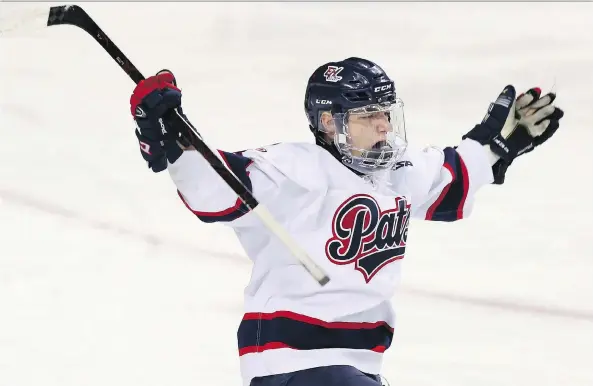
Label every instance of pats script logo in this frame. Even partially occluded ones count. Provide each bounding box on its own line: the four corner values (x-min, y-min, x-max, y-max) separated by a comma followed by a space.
325, 194, 410, 282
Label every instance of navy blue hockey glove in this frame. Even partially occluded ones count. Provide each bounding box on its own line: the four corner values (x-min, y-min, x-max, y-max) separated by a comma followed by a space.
130, 70, 193, 173
463, 85, 564, 184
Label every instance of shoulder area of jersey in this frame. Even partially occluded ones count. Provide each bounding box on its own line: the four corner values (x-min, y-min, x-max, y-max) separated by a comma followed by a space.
238, 142, 335, 187
383, 145, 444, 180
239, 141, 326, 160
400, 144, 444, 164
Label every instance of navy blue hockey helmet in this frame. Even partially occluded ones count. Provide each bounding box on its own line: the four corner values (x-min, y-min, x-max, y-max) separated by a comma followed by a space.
304, 57, 407, 173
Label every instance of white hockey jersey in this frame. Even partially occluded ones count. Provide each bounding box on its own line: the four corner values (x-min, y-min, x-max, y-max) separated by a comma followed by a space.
167, 138, 494, 385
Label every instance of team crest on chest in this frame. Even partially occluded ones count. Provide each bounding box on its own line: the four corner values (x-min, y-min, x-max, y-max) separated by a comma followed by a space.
325, 194, 410, 282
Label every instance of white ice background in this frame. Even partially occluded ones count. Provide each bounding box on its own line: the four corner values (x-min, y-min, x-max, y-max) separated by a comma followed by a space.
1, 2, 592, 386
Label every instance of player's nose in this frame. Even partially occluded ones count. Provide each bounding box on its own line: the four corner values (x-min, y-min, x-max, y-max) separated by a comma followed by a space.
375, 120, 390, 133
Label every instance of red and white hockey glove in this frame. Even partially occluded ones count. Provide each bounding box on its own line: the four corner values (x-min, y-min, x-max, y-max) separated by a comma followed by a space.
131, 70, 195, 173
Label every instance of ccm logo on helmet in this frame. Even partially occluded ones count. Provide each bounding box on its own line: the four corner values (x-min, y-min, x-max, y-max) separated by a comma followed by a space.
374, 84, 392, 92
316, 99, 333, 105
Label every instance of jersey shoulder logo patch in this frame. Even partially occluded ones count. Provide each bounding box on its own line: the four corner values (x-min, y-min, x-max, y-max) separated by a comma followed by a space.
325, 194, 410, 282
393, 160, 413, 170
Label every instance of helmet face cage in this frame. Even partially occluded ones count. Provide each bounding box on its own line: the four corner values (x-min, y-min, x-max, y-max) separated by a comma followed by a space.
318, 99, 407, 174
304, 58, 408, 173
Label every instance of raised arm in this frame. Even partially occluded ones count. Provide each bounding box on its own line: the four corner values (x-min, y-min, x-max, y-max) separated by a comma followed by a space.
130, 70, 282, 226
402, 85, 564, 222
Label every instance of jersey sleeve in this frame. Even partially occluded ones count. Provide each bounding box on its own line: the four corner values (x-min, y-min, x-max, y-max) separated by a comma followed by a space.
410, 138, 494, 222
167, 149, 276, 225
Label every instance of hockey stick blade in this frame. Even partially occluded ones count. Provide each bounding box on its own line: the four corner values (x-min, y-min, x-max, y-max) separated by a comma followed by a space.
45, 4, 330, 286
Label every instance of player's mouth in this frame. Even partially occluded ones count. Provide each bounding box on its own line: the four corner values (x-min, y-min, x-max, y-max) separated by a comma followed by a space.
371, 141, 390, 151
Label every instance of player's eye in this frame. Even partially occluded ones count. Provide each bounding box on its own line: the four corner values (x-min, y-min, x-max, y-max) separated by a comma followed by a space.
368, 112, 388, 120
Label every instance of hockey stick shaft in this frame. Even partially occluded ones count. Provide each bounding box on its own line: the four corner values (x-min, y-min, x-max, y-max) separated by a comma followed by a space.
46, 5, 330, 286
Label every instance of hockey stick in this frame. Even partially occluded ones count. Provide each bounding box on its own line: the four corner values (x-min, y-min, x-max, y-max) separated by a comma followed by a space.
46, 5, 330, 286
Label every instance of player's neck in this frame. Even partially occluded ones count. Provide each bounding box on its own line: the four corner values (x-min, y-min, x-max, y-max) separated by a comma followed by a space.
315, 137, 371, 178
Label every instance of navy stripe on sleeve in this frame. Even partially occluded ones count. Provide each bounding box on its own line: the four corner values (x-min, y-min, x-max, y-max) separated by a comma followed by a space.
425, 147, 469, 222
178, 150, 253, 223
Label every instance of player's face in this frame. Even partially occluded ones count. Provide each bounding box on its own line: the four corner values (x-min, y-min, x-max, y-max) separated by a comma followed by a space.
318, 101, 407, 173
346, 111, 392, 155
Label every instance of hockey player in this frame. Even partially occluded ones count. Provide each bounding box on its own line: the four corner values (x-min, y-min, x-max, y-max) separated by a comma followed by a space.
130, 58, 564, 386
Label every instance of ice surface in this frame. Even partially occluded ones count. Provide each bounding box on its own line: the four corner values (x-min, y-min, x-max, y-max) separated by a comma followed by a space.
1, 2, 592, 386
